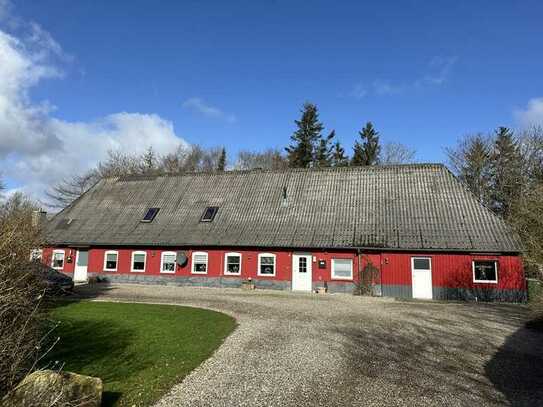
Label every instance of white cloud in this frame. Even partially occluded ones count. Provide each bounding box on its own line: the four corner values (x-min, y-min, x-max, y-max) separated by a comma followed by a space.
0, 7, 187, 201
182, 97, 237, 124
514, 98, 543, 129
352, 56, 457, 99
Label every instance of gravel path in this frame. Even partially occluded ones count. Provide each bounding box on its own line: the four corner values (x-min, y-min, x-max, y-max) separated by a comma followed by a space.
76, 284, 543, 407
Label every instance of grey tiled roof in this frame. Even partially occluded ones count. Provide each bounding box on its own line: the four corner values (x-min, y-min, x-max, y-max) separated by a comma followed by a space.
45, 164, 522, 253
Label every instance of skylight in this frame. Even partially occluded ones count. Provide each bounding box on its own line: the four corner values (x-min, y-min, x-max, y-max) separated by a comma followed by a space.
141, 207, 160, 223
200, 206, 218, 222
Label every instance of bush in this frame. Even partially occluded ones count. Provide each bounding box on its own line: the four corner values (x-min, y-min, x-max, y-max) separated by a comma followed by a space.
0, 193, 50, 397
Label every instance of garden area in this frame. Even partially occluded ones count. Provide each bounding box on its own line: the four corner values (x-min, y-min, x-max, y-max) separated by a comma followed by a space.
47, 301, 236, 406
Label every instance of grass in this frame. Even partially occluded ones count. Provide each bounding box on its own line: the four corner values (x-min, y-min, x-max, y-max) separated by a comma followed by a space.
47, 301, 236, 406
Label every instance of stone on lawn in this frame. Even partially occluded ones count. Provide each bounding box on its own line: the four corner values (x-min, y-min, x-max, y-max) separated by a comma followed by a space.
3, 369, 102, 407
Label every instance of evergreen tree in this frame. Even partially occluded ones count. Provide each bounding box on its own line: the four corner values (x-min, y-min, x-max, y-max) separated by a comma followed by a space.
351, 122, 381, 166
314, 130, 335, 167
331, 141, 349, 167
489, 127, 523, 217
217, 147, 226, 171
285, 102, 324, 168
452, 134, 492, 205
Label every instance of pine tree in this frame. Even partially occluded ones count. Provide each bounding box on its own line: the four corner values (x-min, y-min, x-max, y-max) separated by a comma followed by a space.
331, 141, 349, 167
489, 127, 523, 217
285, 102, 324, 168
217, 147, 226, 171
314, 130, 335, 167
459, 135, 492, 205
351, 122, 381, 166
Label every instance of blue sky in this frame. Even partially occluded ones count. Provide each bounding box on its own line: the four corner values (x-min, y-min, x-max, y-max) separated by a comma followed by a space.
1, 0, 543, 198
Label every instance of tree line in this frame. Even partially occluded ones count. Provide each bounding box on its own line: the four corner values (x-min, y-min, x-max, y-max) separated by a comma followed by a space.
446, 126, 543, 276
45, 102, 416, 208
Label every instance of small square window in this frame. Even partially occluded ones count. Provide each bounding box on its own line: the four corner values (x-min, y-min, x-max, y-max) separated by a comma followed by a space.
200, 206, 218, 222
332, 259, 353, 280
141, 207, 160, 222
473, 260, 498, 283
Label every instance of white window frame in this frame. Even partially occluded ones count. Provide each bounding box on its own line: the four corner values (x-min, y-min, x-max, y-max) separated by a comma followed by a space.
131, 251, 146, 273
331, 258, 353, 280
161, 251, 177, 274
472, 260, 498, 284
257, 253, 276, 277
224, 252, 242, 276
192, 251, 208, 274
103, 250, 118, 272
51, 249, 65, 270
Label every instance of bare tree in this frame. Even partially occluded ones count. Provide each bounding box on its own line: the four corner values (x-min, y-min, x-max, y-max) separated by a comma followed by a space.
381, 142, 416, 165
0, 192, 48, 396
234, 149, 288, 170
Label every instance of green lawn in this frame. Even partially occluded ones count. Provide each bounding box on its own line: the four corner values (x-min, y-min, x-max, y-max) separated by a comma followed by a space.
47, 301, 236, 406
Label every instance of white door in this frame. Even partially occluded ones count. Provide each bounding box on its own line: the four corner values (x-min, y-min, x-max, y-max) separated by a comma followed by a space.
411, 257, 432, 299
292, 254, 312, 292
74, 250, 88, 282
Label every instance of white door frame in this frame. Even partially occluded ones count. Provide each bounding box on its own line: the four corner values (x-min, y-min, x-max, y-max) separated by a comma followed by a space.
411, 257, 433, 299
292, 253, 312, 292
74, 249, 89, 282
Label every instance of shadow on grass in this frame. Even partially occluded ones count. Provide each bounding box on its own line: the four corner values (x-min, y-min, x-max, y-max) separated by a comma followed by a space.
46, 318, 151, 392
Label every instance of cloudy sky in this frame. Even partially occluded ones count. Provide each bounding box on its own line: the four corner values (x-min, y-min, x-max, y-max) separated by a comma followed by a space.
1, 0, 542, 201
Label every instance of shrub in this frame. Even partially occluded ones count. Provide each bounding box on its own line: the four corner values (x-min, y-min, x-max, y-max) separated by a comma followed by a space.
0, 193, 49, 397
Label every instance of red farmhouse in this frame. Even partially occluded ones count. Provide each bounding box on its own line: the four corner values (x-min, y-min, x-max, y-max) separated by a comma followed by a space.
42, 164, 526, 301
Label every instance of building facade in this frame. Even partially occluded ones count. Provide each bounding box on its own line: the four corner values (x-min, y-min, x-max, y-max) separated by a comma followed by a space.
42, 164, 526, 301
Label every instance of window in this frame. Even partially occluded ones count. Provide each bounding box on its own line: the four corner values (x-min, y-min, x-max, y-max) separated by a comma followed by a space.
258, 253, 276, 276
161, 251, 177, 274
473, 260, 498, 283
200, 206, 218, 222
141, 207, 160, 223
131, 251, 146, 272
51, 250, 65, 270
192, 252, 208, 274
331, 258, 353, 280
103, 250, 118, 271
412, 257, 431, 270
224, 252, 242, 275
298, 257, 307, 273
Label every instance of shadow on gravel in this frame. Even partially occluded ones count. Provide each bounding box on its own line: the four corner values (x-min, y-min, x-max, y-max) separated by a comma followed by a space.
485, 316, 543, 407
334, 302, 539, 405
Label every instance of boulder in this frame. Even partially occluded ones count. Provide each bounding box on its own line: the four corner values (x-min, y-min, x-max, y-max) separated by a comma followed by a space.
3, 370, 102, 407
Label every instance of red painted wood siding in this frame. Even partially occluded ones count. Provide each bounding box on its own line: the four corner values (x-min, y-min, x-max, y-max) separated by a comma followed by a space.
42, 246, 360, 283
380, 252, 525, 290
41, 246, 525, 291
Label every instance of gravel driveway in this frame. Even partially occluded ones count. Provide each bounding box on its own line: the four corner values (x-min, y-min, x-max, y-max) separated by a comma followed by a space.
77, 284, 543, 407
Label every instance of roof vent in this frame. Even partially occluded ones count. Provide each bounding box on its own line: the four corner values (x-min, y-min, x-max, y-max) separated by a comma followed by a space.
281, 186, 288, 207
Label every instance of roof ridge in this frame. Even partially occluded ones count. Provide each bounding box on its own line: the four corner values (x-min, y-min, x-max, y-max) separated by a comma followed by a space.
105, 162, 446, 181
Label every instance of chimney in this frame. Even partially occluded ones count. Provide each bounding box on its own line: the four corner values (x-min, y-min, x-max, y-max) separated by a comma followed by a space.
32, 210, 47, 229
281, 186, 288, 207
